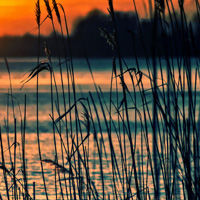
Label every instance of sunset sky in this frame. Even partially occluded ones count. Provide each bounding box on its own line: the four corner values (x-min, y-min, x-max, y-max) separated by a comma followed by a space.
0, 0, 195, 36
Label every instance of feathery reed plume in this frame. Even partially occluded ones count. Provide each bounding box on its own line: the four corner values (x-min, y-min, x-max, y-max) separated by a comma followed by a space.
44, 0, 52, 19
99, 28, 116, 50
44, 42, 51, 60
35, 0, 41, 26
52, 0, 61, 24
155, 0, 165, 13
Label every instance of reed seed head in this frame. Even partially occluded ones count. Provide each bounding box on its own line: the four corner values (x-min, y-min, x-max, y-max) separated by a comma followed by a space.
155, 0, 165, 13
52, 0, 61, 24
99, 28, 116, 50
35, 0, 41, 26
44, 0, 53, 19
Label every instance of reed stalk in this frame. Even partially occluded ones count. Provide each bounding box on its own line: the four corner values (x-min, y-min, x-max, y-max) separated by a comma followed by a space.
35, 1, 49, 199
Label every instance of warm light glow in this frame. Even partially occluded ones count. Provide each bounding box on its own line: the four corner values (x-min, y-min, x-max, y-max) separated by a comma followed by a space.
0, 0, 195, 36
0, 0, 27, 6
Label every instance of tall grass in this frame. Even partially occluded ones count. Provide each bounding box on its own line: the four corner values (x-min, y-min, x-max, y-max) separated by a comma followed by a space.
0, 0, 200, 199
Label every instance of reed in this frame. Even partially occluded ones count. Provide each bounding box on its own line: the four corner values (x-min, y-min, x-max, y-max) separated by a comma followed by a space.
35, 1, 49, 200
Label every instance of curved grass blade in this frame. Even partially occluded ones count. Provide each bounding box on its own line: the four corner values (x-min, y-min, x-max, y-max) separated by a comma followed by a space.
54, 98, 87, 124
20, 63, 51, 89
41, 159, 72, 174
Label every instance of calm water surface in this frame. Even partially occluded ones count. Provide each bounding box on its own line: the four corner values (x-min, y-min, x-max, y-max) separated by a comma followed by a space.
0, 57, 197, 199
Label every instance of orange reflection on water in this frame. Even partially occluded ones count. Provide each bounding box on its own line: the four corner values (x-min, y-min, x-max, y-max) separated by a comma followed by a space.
0, 67, 199, 93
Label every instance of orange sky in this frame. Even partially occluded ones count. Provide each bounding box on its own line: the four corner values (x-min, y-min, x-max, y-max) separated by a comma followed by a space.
0, 0, 195, 36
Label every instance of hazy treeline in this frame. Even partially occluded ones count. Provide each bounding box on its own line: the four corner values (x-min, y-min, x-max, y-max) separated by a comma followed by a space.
0, 9, 199, 57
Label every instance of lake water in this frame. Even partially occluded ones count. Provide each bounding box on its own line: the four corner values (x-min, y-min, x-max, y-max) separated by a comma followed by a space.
0, 57, 198, 199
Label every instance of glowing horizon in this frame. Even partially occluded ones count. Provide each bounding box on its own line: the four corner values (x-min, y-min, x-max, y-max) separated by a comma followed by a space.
0, 0, 195, 36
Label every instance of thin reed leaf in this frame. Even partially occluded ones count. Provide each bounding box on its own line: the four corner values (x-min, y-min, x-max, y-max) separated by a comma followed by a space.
41, 159, 72, 174
0, 165, 10, 174
20, 63, 51, 89
178, 0, 184, 10
108, 0, 114, 17
54, 98, 87, 123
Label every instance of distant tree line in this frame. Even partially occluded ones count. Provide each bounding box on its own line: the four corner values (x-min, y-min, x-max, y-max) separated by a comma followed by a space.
0, 9, 199, 57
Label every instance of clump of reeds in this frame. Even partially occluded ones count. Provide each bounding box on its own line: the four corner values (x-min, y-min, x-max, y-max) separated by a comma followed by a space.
1, 0, 200, 199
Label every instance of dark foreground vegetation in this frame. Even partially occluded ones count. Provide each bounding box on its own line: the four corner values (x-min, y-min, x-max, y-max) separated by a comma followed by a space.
1, 0, 200, 199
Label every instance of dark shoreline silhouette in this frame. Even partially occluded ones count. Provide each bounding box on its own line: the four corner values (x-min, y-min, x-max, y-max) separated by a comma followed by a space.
0, 9, 199, 58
